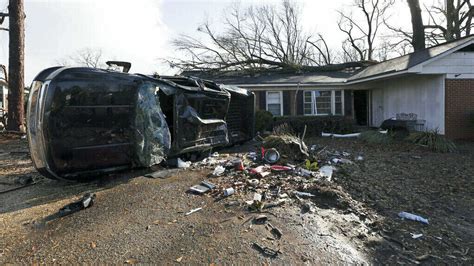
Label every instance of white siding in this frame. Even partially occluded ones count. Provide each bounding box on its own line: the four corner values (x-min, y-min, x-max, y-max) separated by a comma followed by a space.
370, 75, 445, 133
422, 52, 474, 74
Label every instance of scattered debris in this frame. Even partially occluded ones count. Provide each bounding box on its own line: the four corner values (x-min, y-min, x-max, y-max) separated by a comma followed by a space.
223, 187, 235, 197
252, 242, 281, 258
58, 193, 96, 216
177, 158, 191, 168
411, 233, 423, 239
185, 207, 203, 216
189, 181, 216, 194
176, 256, 183, 263
268, 223, 283, 239
398, 211, 429, 224
263, 148, 280, 164
270, 165, 292, 172
321, 132, 361, 138
294, 191, 315, 198
331, 158, 353, 164
253, 215, 268, 224
125, 258, 138, 264
145, 169, 180, 179
263, 134, 308, 160
212, 165, 225, 176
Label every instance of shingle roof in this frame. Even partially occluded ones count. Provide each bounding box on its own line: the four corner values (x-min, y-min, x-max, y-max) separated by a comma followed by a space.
181, 69, 354, 85
180, 35, 474, 85
348, 35, 474, 81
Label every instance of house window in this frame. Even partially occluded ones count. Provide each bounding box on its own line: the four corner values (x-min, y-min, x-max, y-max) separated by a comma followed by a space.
303, 90, 344, 115
266, 91, 283, 116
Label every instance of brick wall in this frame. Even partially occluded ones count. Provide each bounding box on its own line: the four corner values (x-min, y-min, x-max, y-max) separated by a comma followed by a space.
445, 79, 474, 139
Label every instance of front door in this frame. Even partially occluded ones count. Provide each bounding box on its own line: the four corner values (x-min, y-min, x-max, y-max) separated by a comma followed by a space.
353, 90, 368, 126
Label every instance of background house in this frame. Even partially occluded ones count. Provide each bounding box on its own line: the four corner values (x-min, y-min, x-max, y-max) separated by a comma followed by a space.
183, 35, 474, 139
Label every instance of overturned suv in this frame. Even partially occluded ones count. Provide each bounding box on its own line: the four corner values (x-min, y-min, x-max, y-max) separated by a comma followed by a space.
27, 65, 255, 181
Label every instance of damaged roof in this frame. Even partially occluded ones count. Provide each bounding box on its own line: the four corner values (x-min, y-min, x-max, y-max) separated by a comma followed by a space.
181, 35, 474, 86
181, 69, 354, 86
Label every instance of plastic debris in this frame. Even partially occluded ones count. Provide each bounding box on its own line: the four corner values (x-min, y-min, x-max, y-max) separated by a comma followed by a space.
331, 158, 354, 164
321, 132, 361, 138
294, 191, 315, 198
189, 181, 216, 194
145, 169, 180, 179
177, 158, 191, 168
185, 207, 203, 216
270, 165, 292, 172
223, 187, 235, 197
58, 193, 96, 216
294, 168, 314, 177
263, 148, 280, 164
398, 211, 429, 224
248, 179, 260, 187
250, 166, 270, 178
411, 233, 423, 239
212, 165, 225, 176
318, 165, 334, 180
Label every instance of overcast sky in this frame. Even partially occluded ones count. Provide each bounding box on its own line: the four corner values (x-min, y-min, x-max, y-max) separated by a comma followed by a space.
0, 0, 437, 84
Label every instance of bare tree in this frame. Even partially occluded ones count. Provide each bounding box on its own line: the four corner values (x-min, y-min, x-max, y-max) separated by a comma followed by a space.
169, 0, 331, 71
306, 34, 334, 65
408, 0, 426, 51
424, 0, 473, 44
57, 48, 105, 68
383, 0, 424, 53
7, 0, 25, 132
337, 0, 394, 62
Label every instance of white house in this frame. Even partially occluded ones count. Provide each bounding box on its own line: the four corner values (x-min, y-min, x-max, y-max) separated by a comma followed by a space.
183, 35, 474, 139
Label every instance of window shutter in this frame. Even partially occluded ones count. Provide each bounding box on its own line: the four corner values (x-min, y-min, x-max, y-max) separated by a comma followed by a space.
296, 91, 303, 115
259, 91, 266, 110
344, 90, 352, 116
283, 91, 290, 116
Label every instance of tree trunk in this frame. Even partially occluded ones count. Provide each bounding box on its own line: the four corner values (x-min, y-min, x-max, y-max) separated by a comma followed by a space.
446, 0, 455, 40
7, 0, 25, 132
407, 0, 425, 51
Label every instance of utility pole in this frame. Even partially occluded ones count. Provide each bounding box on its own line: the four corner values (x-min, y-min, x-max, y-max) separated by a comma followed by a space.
6, 0, 25, 132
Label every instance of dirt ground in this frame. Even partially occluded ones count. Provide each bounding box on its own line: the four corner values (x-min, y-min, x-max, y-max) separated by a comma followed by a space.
0, 133, 473, 264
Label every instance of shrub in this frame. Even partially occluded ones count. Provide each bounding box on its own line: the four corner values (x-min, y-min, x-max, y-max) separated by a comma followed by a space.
272, 122, 295, 136
273, 116, 354, 137
407, 129, 456, 153
255, 110, 274, 133
359, 130, 394, 144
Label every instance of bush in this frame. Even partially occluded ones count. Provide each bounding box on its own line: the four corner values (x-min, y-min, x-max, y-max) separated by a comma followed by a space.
359, 130, 394, 144
255, 110, 274, 133
272, 123, 295, 136
407, 129, 456, 153
273, 116, 354, 137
